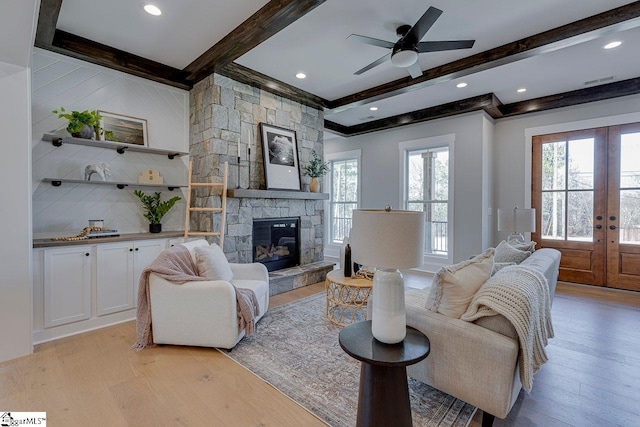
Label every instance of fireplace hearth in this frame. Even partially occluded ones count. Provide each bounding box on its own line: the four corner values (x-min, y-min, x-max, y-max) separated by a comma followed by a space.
253, 218, 300, 272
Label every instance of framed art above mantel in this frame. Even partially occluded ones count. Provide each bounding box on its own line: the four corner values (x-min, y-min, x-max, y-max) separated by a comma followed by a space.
259, 123, 301, 191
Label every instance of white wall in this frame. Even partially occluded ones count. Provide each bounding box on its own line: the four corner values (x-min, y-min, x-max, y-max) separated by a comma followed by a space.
325, 111, 493, 264
31, 49, 190, 238
494, 93, 640, 243
0, 0, 39, 362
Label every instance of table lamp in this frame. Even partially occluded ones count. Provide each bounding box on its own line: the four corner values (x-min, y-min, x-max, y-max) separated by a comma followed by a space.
349, 207, 425, 344
497, 206, 536, 243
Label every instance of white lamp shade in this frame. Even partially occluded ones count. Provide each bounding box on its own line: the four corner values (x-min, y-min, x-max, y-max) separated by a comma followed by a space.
497, 207, 536, 233
350, 209, 425, 269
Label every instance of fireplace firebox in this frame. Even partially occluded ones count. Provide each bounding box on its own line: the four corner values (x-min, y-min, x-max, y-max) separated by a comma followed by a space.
253, 217, 300, 272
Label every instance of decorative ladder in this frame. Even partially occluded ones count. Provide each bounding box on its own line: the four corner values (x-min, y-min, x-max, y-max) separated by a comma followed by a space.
183, 161, 228, 247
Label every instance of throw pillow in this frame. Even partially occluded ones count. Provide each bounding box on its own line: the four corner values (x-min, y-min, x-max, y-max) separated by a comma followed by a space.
494, 240, 532, 264
511, 240, 537, 253
425, 247, 494, 318
194, 244, 233, 282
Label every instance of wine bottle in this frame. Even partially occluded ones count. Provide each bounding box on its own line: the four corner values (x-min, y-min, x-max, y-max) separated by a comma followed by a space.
344, 244, 352, 277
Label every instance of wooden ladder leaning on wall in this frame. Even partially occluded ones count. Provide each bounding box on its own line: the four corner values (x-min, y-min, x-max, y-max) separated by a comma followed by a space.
183, 161, 228, 247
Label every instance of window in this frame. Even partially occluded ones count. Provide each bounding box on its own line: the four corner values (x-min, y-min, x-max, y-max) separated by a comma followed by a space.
401, 136, 453, 260
327, 150, 360, 245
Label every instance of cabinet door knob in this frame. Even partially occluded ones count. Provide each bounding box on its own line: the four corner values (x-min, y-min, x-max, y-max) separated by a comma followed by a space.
135, 248, 139, 251
610, 225, 617, 230
129, 248, 133, 252
610, 216, 617, 221
85, 253, 90, 256
596, 215, 603, 220
595, 225, 602, 229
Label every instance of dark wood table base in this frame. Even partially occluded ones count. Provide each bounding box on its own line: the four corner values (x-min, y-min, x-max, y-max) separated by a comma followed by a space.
357, 363, 413, 427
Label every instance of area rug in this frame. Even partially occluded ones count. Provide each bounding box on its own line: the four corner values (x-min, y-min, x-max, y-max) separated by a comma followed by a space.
223, 292, 476, 427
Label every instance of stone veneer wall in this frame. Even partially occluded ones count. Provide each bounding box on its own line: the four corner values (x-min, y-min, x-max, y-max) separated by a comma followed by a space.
189, 73, 325, 264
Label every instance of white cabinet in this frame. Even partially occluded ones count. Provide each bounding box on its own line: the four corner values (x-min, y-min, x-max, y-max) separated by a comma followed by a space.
96, 240, 165, 316
44, 246, 92, 328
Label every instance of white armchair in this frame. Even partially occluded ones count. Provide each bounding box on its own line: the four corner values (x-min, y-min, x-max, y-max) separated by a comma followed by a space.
149, 239, 269, 349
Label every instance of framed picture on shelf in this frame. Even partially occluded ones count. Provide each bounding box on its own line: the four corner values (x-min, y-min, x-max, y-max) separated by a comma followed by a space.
98, 111, 148, 146
259, 123, 301, 191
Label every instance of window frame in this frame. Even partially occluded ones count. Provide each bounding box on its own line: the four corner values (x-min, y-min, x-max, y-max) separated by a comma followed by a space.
399, 135, 455, 269
324, 149, 361, 256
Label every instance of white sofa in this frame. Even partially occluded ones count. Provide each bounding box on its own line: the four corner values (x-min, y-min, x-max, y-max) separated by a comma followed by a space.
405, 248, 561, 426
149, 239, 269, 349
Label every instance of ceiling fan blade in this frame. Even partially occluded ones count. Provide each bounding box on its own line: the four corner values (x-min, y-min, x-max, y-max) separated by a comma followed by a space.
407, 62, 422, 79
417, 40, 475, 52
348, 34, 395, 49
405, 6, 443, 43
354, 53, 392, 75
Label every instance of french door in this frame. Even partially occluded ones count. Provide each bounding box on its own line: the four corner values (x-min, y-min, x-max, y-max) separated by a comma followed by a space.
532, 123, 640, 291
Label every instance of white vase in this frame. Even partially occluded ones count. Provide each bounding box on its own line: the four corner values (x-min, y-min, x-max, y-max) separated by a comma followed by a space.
371, 268, 406, 344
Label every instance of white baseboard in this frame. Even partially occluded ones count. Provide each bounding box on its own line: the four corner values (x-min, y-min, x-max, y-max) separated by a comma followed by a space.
33, 309, 136, 344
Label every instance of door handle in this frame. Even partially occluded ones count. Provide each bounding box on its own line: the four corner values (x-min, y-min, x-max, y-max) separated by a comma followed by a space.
610, 225, 617, 230
595, 225, 602, 229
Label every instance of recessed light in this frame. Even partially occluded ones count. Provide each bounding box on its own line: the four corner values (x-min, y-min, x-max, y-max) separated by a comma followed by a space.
517, 88, 527, 93
143, 3, 162, 16
296, 72, 306, 79
456, 82, 468, 88
369, 107, 378, 111
603, 41, 622, 50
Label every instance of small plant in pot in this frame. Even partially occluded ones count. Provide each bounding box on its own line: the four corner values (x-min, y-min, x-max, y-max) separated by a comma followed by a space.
133, 190, 181, 233
302, 150, 330, 193
52, 107, 102, 139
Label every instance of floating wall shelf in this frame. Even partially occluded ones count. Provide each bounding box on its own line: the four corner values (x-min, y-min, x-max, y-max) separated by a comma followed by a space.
42, 134, 189, 159
42, 178, 185, 191
227, 188, 329, 200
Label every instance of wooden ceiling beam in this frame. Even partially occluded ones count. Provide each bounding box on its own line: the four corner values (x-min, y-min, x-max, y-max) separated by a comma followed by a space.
34, 0, 62, 48
327, 1, 640, 114
216, 63, 329, 109
52, 30, 190, 90
499, 76, 640, 117
184, 0, 326, 84
326, 93, 503, 137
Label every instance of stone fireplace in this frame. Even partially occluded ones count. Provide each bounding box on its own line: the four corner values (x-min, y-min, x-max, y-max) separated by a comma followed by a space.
253, 217, 300, 271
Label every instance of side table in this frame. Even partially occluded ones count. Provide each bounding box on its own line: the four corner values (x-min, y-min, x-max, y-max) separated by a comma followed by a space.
325, 269, 373, 326
339, 320, 430, 427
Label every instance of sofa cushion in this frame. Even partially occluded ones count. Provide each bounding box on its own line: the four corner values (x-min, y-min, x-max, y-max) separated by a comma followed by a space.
194, 244, 233, 282
426, 248, 494, 318
511, 240, 536, 252
494, 240, 531, 264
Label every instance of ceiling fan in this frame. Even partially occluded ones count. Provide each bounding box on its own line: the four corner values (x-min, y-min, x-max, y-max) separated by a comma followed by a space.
348, 6, 475, 78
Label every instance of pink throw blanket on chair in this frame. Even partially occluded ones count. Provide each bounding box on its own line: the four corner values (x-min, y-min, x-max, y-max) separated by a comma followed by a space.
134, 245, 259, 350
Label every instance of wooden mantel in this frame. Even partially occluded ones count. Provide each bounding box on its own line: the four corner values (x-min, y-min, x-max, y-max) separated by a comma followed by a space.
227, 189, 329, 200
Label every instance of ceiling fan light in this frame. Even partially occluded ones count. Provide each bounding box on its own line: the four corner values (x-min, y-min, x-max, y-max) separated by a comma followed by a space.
391, 50, 418, 68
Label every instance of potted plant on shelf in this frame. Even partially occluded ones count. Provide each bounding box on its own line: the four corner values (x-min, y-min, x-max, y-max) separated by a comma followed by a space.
302, 150, 330, 193
52, 107, 103, 139
133, 190, 181, 233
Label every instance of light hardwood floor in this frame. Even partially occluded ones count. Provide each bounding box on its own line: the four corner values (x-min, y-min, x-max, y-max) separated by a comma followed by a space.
1, 280, 639, 426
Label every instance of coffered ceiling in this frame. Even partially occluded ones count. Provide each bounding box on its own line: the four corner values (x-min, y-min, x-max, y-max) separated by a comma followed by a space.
35, 0, 640, 136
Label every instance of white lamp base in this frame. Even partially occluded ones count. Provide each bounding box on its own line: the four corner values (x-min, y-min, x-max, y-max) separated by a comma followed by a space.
371, 268, 406, 344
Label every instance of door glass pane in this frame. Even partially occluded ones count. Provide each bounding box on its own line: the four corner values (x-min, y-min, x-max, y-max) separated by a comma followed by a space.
620, 132, 640, 188
567, 191, 593, 242
542, 191, 565, 240
620, 190, 640, 245
542, 141, 566, 190
568, 138, 594, 190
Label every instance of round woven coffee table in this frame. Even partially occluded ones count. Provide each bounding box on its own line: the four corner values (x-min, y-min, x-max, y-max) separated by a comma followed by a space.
325, 269, 373, 326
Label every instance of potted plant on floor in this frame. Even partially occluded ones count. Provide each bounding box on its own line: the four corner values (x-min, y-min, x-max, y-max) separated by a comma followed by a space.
52, 107, 102, 139
302, 150, 330, 193
133, 190, 181, 233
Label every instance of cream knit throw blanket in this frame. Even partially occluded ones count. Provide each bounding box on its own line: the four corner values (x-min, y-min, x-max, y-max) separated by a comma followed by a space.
134, 245, 259, 350
460, 265, 554, 391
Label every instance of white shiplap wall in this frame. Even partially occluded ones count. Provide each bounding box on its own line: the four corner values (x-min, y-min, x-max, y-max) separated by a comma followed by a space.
31, 49, 189, 239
